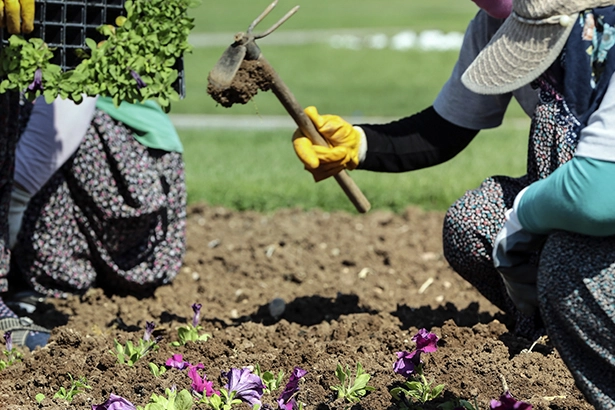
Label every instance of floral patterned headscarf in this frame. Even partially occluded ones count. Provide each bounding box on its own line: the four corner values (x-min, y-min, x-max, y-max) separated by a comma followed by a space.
471, 0, 512, 19
579, 10, 615, 86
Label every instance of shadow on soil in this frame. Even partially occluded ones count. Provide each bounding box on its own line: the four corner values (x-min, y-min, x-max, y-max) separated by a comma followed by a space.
393, 301, 503, 330
241, 293, 377, 326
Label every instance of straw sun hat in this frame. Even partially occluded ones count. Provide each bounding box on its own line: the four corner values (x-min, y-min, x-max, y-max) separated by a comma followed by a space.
462, 0, 615, 95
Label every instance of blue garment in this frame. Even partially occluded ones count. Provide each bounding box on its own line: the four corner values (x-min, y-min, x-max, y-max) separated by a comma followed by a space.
518, 156, 615, 236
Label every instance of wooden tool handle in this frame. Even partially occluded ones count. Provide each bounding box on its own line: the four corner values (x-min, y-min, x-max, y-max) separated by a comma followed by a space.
258, 56, 371, 213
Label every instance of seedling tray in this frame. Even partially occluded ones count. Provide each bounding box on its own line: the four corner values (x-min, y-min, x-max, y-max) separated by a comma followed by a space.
1, 0, 185, 97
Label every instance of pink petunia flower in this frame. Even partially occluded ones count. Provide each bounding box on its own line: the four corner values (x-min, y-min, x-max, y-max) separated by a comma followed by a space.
165, 354, 190, 370
188, 364, 219, 397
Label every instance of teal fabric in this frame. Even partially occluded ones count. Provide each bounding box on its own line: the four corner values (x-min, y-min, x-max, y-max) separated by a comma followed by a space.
517, 156, 615, 236
95, 97, 183, 153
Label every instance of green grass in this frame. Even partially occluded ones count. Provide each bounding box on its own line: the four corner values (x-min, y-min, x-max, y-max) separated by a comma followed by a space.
174, 46, 473, 118
190, 0, 478, 33
174, 0, 532, 213
182, 118, 530, 213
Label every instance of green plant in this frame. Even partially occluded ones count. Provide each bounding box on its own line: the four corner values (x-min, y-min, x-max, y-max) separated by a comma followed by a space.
390, 374, 445, 409
35, 393, 45, 404
171, 303, 211, 346
0, 0, 199, 111
254, 363, 285, 394
149, 362, 168, 377
330, 362, 375, 407
0, 331, 23, 371
137, 388, 193, 410
53, 374, 91, 402
111, 321, 160, 366
390, 329, 445, 409
199, 389, 244, 410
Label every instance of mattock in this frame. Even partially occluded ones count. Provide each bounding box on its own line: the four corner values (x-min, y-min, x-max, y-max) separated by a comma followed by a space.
208, 0, 371, 213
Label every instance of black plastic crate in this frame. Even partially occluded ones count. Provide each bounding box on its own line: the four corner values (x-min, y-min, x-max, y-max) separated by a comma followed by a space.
1, 0, 185, 97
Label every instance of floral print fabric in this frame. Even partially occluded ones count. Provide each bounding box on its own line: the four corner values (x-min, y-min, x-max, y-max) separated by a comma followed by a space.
12, 109, 187, 298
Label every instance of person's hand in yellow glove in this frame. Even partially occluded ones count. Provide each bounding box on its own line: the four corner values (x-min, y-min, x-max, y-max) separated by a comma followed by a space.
0, 0, 35, 34
292, 106, 366, 182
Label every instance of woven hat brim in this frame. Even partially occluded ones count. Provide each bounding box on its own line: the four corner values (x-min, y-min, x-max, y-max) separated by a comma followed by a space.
461, 14, 576, 95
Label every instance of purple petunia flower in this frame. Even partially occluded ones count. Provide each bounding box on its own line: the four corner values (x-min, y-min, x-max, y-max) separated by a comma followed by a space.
412, 328, 439, 353
165, 353, 190, 370
277, 367, 308, 410
223, 367, 265, 407
143, 321, 155, 342
490, 391, 532, 410
130, 70, 147, 89
393, 328, 439, 378
28, 68, 43, 91
191, 303, 202, 328
4, 331, 12, 352
91, 393, 136, 410
393, 350, 421, 378
188, 364, 219, 397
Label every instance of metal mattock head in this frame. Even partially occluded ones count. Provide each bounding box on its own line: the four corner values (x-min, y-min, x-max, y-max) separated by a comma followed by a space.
208, 0, 299, 90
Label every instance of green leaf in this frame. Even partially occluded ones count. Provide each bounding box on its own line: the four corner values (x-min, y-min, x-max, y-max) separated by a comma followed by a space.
175, 389, 193, 410
85, 38, 97, 51
430, 383, 445, 400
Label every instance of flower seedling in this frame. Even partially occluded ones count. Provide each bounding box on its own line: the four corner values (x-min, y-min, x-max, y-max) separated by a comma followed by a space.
137, 388, 193, 410
171, 303, 211, 346
188, 364, 219, 397
0, 331, 22, 370
165, 353, 190, 370
0, 0, 200, 111
490, 391, 532, 410
149, 362, 167, 377
276, 367, 308, 410
35, 393, 45, 404
112, 321, 160, 366
53, 373, 91, 402
254, 363, 285, 394
199, 367, 265, 410
329, 362, 375, 407
390, 329, 445, 408
93, 393, 137, 410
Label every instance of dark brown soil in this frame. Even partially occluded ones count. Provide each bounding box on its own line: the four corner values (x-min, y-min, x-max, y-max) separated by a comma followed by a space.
207, 59, 272, 107
0, 204, 594, 409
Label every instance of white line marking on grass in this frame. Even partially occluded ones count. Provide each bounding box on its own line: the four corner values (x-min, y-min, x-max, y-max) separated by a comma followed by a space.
169, 114, 396, 130
190, 28, 463, 51
170, 115, 530, 131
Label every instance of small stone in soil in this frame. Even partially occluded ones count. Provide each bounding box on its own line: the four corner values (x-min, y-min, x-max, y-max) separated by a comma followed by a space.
268, 297, 286, 319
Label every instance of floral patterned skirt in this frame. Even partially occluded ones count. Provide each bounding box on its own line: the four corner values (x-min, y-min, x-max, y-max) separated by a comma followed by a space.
442, 80, 615, 408
11, 109, 187, 299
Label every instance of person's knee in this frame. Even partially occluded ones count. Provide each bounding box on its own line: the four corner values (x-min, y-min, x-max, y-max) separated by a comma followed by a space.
442, 197, 478, 267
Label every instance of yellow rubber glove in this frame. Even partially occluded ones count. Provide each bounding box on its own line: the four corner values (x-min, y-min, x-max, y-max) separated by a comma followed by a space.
292, 106, 364, 182
0, 0, 35, 34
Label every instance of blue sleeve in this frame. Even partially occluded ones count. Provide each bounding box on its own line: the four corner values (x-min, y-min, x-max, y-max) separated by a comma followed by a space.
516, 156, 615, 236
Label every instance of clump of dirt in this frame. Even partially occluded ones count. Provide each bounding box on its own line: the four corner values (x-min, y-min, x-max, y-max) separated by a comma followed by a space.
207, 60, 272, 107
0, 204, 594, 410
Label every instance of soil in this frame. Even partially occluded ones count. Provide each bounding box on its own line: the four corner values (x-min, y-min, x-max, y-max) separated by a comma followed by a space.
0, 204, 594, 410
207, 59, 272, 107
